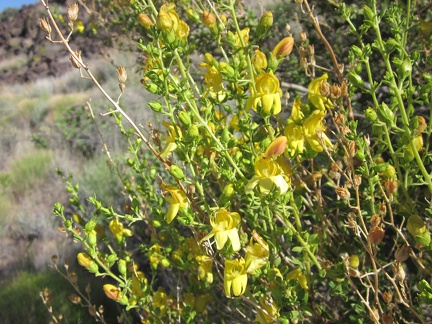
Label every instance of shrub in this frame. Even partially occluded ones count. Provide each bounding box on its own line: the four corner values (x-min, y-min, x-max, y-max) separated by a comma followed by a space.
39, 0, 432, 322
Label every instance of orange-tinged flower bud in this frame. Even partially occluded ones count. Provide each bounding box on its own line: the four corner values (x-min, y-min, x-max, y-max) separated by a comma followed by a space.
67, 3, 79, 22
138, 13, 153, 29
417, 116, 427, 133
103, 284, 122, 301
202, 11, 217, 30
272, 37, 294, 59
264, 136, 287, 158
77, 252, 92, 268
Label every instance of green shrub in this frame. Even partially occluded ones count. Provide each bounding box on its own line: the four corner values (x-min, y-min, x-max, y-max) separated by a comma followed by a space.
39, 0, 432, 322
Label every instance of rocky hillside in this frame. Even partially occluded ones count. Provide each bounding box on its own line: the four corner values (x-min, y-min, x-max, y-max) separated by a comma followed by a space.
0, 1, 106, 84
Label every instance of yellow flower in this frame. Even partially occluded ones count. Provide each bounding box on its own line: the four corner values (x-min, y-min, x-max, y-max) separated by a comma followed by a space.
131, 271, 147, 298
245, 156, 289, 195
286, 268, 308, 289
247, 71, 282, 116
200, 61, 226, 101
236, 27, 250, 46
201, 208, 241, 251
224, 258, 248, 297
196, 255, 213, 284
160, 121, 182, 159
162, 183, 188, 224
252, 49, 268, 71
308, 74, 334, 111
109, 218, 133, 241
256, 296, 279, 324
284, 100, 332, 156
302, 110, 332, 153
156, 4, 179, 32
245, 231, 269, 273
153, 287, 168, 316
284, 123, 305, 156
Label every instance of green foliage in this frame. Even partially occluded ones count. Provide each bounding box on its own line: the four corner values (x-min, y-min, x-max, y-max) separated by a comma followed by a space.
39, 0, 432, 322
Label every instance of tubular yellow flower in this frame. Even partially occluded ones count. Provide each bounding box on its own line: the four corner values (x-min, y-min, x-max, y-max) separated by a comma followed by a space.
224, 258, 248, 297
162, 183, 189, 224
160, 121, 182, 159
287, 268, 308, 289
245, 231, 269, 273
247, 71, 282, 116
196, 255, 214, 284
138, 13, 153, 29
252, 49, 268, 72
308, 74, 334, 111
201, 208, 241, 251
236, 27, 250, 47
256, 296, 279, 324
302, 110, 332, 152
152, 287, 168, 316
202, 11, 217, 30
200, 61, 226, 101
245, 156, 289, 195
284, 123, 304, 155
109, 218, 133, 241
157, 3, 179, 32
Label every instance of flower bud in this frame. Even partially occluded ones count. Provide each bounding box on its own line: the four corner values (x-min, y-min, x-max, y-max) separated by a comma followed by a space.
407, 215, 426, 236
348, 255, 360, 269
103, 284, 122, 301
148, 101, 163, 112
77, 253, 92, 268
256, 11, 273, 37
145, 82, 159, 94
417, 116, 427, 133
169, 165, 185, 180
219, 62, 235, 78
187, 124, 200, 139
67, 3, 79, 22
397, 59, 412, 81
186, 9, 200, 23
87, 230, 97, 246
118, 259, 127, 276
138, 13, 153, 29
383, 164, 396, 179
377, 102, 394, 125
365, 107, 377, 121
178, 111, 191, 126
156, 10, 173, 31
202, 11, 217, 30
272, 37, 294, 59
264, 136, 288, 158
39, 17, 52, 34
348, 72, 364, 88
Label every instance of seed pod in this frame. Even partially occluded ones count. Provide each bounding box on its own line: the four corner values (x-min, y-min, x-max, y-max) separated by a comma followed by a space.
169, 165, 185, 180
67, 3, 79, 22
39, 17, 52, 34
117, 66, 127, 84
368, 226, 385, 245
